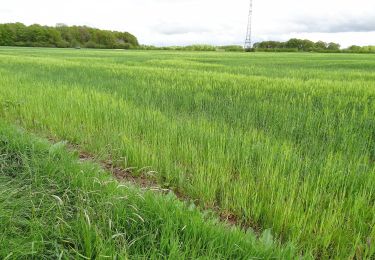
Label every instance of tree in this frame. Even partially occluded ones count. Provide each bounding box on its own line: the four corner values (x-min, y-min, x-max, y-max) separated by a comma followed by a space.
314, 41, 328, 50
0, 24, 15, 46
285, 38, 302, 49
301, 39, 314, 51
346, 45, 362, 53
327, 42, 340, 51
284, 38, 314, 51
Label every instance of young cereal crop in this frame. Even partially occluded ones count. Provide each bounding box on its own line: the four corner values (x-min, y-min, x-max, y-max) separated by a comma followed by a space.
0, 47, 374, 258
0, 121, 293, 258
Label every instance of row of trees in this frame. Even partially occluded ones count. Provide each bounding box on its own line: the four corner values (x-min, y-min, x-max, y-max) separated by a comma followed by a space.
138, 42, 375, 54
0, 23, 139, 49
1, 25, 373, 54
252, 39, 375, 53
137, 44, 244, 52
138, 44, 217, 51
344, 45, 375, 53
253, 38, 341, 52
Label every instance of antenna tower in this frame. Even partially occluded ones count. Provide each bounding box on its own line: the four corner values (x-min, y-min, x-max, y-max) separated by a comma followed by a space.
244, 0, 253, 49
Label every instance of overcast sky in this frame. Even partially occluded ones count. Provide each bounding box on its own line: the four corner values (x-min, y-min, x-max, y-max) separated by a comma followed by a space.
1, 0, 374, 47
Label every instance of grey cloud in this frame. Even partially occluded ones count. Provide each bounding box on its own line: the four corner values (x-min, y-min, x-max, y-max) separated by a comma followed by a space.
289, 15, 375, 33
152, 23, 215, 35
157, 26, 211, 35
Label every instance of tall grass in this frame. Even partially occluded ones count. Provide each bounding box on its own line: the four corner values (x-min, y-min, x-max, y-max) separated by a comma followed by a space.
0, 47, 374, 258
0, 121, 294, 258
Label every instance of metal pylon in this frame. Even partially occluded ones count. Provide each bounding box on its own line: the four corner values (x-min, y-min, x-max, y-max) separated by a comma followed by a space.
244, 0, 253, 49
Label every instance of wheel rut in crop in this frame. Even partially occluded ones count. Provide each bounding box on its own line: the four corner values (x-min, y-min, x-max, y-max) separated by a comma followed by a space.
58, 139, 263, 235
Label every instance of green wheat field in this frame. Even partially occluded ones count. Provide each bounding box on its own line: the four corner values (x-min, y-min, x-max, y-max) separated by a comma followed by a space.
0, 47, 374, 259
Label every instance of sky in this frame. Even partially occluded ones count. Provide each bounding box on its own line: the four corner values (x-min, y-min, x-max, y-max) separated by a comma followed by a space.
0, 0, 374, 47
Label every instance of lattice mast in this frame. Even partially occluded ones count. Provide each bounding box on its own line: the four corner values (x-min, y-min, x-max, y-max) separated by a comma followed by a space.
244, 0, 253, 49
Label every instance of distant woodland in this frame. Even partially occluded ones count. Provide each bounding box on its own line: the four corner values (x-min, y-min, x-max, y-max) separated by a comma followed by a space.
0, 23, 374, 53
252, 39, 375, 53
0, 23, 139, 49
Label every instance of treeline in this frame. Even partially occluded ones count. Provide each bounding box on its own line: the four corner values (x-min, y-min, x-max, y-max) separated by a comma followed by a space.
252, 38, 375, 53
1, 25, 374, 54
0, 23, 139, 49
138, 44, 244, 52
137, 41, 375, 54
343, 45, 375, 53
253, 38, 340, 52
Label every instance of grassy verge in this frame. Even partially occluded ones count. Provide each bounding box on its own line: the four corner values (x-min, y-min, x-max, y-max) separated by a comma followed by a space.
0, 121, 296, 259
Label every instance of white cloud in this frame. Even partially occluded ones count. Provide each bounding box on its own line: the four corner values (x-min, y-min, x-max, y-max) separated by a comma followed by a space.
0, 0, 374, 47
